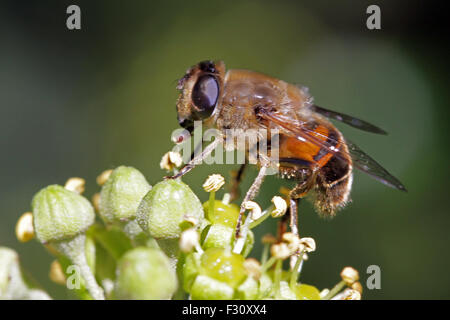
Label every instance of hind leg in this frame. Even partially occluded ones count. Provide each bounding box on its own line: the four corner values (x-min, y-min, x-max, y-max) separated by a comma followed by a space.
289, 198, 301, 236
314, 170, 353, 217
288, 175, 316, 236
276, 210, 290, 242
288, 176, 316, 270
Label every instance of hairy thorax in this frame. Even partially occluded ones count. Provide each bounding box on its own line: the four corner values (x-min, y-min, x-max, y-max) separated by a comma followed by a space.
214, 69, 312, 134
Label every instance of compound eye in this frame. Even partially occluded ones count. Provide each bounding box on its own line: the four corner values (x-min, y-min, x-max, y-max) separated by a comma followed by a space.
192, 75, 219, 118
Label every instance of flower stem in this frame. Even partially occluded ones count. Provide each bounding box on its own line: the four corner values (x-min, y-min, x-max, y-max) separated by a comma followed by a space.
273, 259, 282, 299
207, 191, 216, 221
260, 256, 277, 273
222, 193, 230, 205
249, 205, 274, 229
261, 243, 269, 265
322, 280, 346, 300
54, 234, 105, 300
289, 252, 304, 290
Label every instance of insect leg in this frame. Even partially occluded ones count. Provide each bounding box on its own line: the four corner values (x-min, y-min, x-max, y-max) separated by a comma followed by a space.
165, 138, 221, 180
288, 176, 315, 235
276, 211, 290, 242
235, 165, 268, 239
229, 163, 247, 202
289, 198, 300, 237
288, 176, 315, 270
190, 138, 204, 161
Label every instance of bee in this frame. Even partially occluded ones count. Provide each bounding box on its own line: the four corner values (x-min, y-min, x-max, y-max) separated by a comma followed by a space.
169, 60, 406, 238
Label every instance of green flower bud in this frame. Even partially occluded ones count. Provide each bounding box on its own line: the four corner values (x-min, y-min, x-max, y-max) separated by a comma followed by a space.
99, 166, 151, 224
190, 275, 234, 300
236, 276, 258, 300
114, 247, 177, 300
136, 180, 204, 239
201, 224, 254, 257
200, 248, 246, 289
182, 233, 252, 298
201, 224, 233, 250
293, 283, 321, 300
203, 200, 239, 228
32, 185, 95, 243
31, 185, 103, 299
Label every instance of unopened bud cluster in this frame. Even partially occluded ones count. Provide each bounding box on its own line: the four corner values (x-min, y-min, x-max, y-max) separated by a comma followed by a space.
4, 155, 362, 300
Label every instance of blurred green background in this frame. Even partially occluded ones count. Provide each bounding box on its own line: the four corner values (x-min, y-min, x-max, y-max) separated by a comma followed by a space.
1, 0, 449, 299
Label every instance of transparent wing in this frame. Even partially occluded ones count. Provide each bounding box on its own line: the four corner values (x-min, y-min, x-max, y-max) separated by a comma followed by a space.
259, 110, 406, 192
346, 140, 406, 191
311, 105, 387, 135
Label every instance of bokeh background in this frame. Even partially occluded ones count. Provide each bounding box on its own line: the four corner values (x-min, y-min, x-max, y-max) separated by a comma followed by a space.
1, 0, 449, 299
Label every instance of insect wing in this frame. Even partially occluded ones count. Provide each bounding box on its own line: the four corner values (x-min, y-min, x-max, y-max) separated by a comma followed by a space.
346, 140, 407, 191
259, 110, 406, 191
311, 105, 387, 135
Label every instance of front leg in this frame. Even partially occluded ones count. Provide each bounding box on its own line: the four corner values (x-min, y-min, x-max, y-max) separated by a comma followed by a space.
165, 138, 221, 180
235, 165, 268, 238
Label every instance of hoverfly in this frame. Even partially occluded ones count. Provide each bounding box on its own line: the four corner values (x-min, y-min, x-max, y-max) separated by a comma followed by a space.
169, 60, 406, 238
